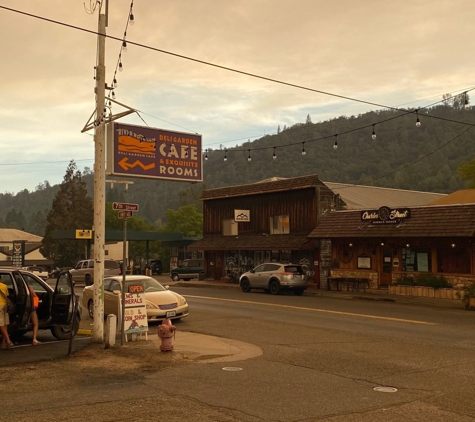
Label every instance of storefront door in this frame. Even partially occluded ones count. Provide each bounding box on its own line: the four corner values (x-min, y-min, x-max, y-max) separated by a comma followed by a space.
380, 248, 393, 286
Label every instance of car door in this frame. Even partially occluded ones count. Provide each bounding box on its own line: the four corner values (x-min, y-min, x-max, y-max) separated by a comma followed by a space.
50, 271, 75, 326
104, 278, 121, 316
3, 271, 32, 330
249, 264, 267, 288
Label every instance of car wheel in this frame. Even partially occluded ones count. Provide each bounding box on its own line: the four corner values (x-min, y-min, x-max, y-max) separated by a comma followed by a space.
51, 317, 79, 340
88, 300, 94, 319
294, 288, 304, 296
240, 278, 252, 292
171, 273, 180, 281
85, 274, 92, 286
269, 280, 280, 295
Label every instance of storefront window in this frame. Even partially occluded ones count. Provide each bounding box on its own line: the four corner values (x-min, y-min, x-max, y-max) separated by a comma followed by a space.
401, 248, 431, 272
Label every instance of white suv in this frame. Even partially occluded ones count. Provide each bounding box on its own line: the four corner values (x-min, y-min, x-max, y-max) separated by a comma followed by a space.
69, 259, 121, 286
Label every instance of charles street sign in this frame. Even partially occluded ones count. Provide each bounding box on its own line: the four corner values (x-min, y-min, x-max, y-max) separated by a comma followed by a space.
106, 122, 203, 183
360, 206, 411, 224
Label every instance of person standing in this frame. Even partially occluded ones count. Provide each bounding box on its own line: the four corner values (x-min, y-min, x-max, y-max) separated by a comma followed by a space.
28, 285, 40, 345
0, 277, 14, 350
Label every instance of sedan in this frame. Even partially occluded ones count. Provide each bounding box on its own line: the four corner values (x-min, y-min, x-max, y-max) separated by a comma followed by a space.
82, 276, 189, 322
239, 262, 308, 295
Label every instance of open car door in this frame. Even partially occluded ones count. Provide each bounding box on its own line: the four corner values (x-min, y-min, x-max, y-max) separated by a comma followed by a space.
51, 271, 75, 326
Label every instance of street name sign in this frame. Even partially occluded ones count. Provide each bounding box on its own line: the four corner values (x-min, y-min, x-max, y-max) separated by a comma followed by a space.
112, 202, 139, 211
118, 210, 133, 219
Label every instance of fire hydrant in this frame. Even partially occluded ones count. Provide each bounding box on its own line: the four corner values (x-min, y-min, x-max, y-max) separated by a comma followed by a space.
158, 318, 176, 352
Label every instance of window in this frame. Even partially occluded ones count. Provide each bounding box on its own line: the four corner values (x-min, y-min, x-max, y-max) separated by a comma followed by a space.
222, 219, 238, 236
437, 248, 470, 274
270, 215, 290, 234
401, 248, 431, 272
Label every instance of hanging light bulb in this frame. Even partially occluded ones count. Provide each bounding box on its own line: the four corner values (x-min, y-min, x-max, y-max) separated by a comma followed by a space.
464, 92, 470, 110
301, 142, 306, 156
111, 91, 116, 99
248, 150, 252, 162
272, 147, 277, 160
372, 124, 377, 140
416, 110, 421, 127
129, 13, 135, 25
108, 100, 112, 107
204, 149, 208, 161
224, 149, 228, 162
122, 40, 127, 52
333, 134, 338, 150
113, 78, 117, 88
119, 61, 123, 72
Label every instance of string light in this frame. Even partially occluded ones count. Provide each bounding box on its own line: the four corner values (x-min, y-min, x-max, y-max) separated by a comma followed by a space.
111, 91, 116, 99
416, 110, 421, 127
129, 13, 134, 25
273, 147, 277, 160
224, 149, 228, 162
204, 149, 208, 161
301, 142, 306, 156
113, 78, 117, 88
465, 92, 470, 110
122, 40, 127, 53
372, 124, 377, 140
248, 149, 252, 162
333, 134, 338, 150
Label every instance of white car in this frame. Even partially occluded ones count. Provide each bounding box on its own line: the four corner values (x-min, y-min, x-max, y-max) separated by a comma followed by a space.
82, 275, 189, 322
22, 266, 49, 281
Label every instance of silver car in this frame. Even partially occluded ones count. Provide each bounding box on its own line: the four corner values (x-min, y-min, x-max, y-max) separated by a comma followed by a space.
239, 263, 308, 295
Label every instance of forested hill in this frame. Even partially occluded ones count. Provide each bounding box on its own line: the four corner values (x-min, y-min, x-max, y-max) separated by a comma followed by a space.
1, 103, 474, 236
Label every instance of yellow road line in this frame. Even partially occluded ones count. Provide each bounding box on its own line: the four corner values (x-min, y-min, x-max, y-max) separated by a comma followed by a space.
184, 295, 437, 325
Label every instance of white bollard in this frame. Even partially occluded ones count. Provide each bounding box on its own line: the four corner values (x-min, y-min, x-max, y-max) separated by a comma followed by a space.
105, 314, 117, 349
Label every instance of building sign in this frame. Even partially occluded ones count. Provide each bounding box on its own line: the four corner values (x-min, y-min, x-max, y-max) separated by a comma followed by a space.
234, 209, 250, 222
123, 288, 148, 334
12, 241, 24, 267
75, 229, 92, 239
360, 206, 411, 224
107, 122, 203, 183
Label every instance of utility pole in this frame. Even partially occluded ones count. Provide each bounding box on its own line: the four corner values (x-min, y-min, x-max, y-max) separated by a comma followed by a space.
92, 2, 108, 343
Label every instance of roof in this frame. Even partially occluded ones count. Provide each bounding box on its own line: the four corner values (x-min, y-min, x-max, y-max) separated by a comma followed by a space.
200, 174, 329, 200
0, 229, 42, 243
187, 234, 313, 251
309, 204, 475, 239
428, 189, 475, 205
324, 182, 446, 210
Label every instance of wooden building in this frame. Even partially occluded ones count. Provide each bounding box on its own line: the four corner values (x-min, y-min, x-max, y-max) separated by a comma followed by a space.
308, 203, 475, 289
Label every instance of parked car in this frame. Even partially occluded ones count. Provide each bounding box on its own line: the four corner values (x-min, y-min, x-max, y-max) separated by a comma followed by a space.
239, 262, 308, 295
148, 259, 163, 275
21, 266, 49, 281
0, 267, 80, 340
82, 275, 188, 322
170, 259, 204, 281
69, 259, 121, 286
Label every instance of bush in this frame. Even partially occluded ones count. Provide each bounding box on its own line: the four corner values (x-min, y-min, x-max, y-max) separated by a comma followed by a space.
456, 283, 475, 300
414, 273, 452, 289
395, 275, 415, 286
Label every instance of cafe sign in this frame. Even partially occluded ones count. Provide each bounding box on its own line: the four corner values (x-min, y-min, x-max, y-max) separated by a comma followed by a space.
361, 206, 411, 224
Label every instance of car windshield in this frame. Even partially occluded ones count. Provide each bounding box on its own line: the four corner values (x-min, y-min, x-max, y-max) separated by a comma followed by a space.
141, 277, 167, 292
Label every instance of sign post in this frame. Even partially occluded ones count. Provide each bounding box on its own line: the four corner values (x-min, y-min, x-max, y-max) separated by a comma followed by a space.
112, 202, 139, 346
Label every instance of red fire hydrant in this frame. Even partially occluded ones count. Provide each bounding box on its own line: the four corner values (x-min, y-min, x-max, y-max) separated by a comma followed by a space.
158, 318, 176, 352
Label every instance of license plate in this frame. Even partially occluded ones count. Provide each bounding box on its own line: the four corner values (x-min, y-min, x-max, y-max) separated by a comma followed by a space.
166, 310, 176, 317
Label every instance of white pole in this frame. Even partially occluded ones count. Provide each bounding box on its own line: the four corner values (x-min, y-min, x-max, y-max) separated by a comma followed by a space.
92, 7, 107, 343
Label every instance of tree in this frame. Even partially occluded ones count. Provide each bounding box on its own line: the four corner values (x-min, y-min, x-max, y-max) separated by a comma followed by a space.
306, 114, 312, 124
41, 161, 93, 267
159, 204, 203, 238
458, 160, 475, 188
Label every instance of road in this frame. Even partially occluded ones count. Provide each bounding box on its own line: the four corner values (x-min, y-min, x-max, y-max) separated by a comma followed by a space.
5, 284, 475, 421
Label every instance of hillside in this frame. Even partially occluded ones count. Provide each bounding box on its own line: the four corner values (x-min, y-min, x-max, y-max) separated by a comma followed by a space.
1, 104, 473, 236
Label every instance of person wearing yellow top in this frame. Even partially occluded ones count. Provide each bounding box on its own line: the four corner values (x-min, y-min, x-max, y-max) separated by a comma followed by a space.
0, 278, 14, 349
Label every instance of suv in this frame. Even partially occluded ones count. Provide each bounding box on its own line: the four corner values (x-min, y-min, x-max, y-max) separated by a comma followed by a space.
239, 262, 308, 295
69, 259, 121, 286
0, 267, 80, 340
148, 259, 163, 275
170, 259, 204, 281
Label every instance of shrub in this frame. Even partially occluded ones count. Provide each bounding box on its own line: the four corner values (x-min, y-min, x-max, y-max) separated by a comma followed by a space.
413, 273, 452, 289
395, 275, 415, 286
456, 283, 475, 300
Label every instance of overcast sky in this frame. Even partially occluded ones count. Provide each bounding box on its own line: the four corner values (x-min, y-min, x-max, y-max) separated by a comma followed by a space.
0, 0, 473, 194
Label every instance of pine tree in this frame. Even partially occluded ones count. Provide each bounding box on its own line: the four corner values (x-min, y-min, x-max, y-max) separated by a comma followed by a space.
41, 161, 93, 267
306, 114, 312, 124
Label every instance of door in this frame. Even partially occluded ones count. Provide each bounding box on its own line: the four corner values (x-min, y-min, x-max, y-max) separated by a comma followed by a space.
9, 271, 32, 329
51, 271, 75, 325
380, 248, 393, 286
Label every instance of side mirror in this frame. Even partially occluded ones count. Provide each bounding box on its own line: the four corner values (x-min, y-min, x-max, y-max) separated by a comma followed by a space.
164, 285, 170, 290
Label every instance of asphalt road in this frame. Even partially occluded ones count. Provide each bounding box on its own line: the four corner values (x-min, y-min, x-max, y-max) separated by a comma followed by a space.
4, 282, 475, 421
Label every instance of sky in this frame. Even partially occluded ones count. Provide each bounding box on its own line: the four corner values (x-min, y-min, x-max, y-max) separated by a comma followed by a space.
0, 0, 474, 194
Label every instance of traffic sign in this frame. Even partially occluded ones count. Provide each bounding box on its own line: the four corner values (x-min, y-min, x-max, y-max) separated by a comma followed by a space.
118, 210, 133, 219
112, 202, 139, 211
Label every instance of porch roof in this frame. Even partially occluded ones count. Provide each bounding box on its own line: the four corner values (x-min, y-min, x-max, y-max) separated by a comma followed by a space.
187, 233, 314, 251
309, 204, 475, 239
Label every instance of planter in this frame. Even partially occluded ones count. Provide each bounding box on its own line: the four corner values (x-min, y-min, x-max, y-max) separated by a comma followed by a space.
426, 287, 435, 298
389, 285, 397, 294
410, 286, 418, 296
416, 286, 423, 296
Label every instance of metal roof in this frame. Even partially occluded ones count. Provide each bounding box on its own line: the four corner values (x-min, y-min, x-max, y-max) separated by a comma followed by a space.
0, 229, 42, 243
